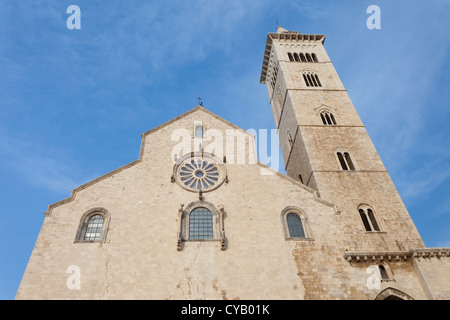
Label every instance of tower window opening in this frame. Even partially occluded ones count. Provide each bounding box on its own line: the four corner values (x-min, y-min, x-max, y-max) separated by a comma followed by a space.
358, 206, 381, 232
300, 53, 306, 62
302, 72, 322, 87
312, 53, 319, 62
288, 53, 294, 61
320, 110, 337, 125
337, 151, 355, 171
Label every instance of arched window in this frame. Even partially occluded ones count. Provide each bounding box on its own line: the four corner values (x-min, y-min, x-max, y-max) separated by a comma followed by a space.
281, 207, 311, 240
287, 213, 305, 238
320, 110, 337, 125
195, 125, 203, 137
306, 53, 313, 62
288, 52, 294, 61
178, 200, 225, 250
314, 74, 322, 87
358, 205, 381, 232
293, 53, 300, 62
189, 207, 213, 239
336, 151, 355, 170
84, 215, 104, 241
75, 208, 110, 243
302, 72, 322, 87
312, 53, 319, 62
300, 53, 306, 62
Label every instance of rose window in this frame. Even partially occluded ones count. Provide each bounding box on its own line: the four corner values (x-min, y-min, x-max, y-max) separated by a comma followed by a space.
174, 154, 226, 192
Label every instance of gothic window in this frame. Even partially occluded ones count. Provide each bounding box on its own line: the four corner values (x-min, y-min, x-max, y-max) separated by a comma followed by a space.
189, 207, 213, 240
75, 208, 110, 243
320, 110, 337, 125
336, 151, 355, 170
303, 72, 322, 87
358, 205, 381, 232
281, 207, 311, 240
195, 125, 203, 137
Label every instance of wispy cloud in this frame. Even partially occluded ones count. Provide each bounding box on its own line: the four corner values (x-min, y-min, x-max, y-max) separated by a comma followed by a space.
0, 131, 87, 195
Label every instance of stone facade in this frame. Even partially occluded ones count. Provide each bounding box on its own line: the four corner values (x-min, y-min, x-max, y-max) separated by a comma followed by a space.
16, 27, 450, 300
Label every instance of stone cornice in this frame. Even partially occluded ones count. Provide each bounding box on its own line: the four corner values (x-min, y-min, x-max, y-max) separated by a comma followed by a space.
344, 248, 450, 262
344, 251, 411, 263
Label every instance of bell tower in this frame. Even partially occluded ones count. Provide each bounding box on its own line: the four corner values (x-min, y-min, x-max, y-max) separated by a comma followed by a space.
260, 26, 424, 251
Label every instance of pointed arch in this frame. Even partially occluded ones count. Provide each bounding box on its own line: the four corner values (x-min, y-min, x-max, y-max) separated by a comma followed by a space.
375, 287, 415, 300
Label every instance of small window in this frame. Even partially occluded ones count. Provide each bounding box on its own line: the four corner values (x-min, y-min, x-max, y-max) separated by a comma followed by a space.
337, 151, 355, 170
75, 208, 110, 243
300, 53, 306, 62
286, 213, 305, 238
312, 53, 319, 62
358, 205, 381, 232
195, 125, 203, 137
281, 207, 311, 240
298, 174, 303, 184
288, 53, 294, 61
379, 265, 389, 280
320, 110, 337, 125
302, 72, 322, 87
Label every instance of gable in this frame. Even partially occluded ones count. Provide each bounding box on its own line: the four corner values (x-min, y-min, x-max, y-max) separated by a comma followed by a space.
44, 105, 338, 216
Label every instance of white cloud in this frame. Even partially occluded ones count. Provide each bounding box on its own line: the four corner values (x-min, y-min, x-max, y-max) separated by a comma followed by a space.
0, 131, 86, 196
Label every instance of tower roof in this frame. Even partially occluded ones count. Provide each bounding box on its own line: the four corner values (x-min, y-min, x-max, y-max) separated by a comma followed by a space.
259, 28, 326, 83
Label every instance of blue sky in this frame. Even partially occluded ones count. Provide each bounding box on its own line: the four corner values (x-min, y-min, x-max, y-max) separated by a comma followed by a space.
1, 1, 449, 299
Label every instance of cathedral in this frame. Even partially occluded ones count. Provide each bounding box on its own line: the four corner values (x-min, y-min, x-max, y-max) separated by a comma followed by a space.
16, 27, 450, 300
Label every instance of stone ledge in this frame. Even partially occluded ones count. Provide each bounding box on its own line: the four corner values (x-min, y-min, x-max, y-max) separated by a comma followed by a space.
344, 248, 450, 263
344, 251, 411, 263
411, 247, 450, 258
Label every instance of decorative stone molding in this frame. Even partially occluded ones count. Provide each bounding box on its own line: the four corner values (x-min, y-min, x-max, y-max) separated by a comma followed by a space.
344, 251, 411, 263
345, 248, 450, 263
411, 248, 450, 259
